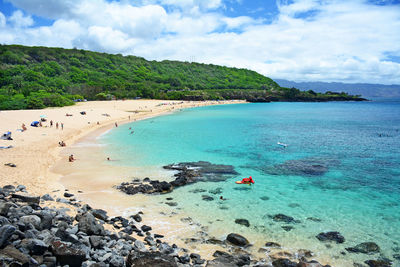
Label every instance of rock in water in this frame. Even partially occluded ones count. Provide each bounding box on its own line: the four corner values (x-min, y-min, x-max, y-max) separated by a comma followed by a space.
126, 251, 177, 267
316, 231, 345, 244
272, 214, 295, 223
226, 233, 249, 247
234, 219, 250, 227
346, 242, 380, 254
364, 259, 391, 267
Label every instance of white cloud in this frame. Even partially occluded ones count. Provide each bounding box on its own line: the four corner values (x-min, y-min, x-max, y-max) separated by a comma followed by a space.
1, 0, 400, 84
9, 10, 34, 28
0, 12, 6, 28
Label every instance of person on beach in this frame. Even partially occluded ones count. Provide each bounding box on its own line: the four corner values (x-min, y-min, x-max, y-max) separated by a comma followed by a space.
21, 123, 27, 131
56, 122, 59, 129
50, 120, 53, 127
68, 154, 75, 162
61, 123, 64, 130
59, 141, 66, 147
107, 157, 110, 161
115, 122, 118, 127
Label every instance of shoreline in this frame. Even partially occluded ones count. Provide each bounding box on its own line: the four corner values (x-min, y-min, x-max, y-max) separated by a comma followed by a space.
47, 101, 339, 265
0, 99, 245, 197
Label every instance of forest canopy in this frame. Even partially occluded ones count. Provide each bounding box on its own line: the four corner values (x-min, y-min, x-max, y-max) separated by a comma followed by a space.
0, 45, 364, 110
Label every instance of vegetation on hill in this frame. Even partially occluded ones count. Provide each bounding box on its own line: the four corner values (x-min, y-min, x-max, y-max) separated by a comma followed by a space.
0, 45, 365, 110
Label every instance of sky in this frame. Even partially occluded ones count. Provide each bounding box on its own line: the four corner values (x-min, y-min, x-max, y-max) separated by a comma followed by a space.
1, 0, 400, 85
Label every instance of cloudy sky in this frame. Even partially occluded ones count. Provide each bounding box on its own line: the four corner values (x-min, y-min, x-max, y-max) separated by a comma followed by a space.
1, 0, 400, 84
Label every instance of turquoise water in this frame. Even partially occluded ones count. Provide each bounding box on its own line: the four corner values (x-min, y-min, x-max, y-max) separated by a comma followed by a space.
101, 101, 400, 265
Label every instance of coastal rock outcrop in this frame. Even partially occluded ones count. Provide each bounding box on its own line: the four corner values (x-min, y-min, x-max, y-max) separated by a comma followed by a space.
0, 185, 335, 267
117, 161, 238, 195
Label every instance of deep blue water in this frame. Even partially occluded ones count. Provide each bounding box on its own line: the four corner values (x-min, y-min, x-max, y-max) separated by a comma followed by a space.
101, 101, 400, 265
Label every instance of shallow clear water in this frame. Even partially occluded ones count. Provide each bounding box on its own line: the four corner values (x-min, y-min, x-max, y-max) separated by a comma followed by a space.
100, 101, 400, 265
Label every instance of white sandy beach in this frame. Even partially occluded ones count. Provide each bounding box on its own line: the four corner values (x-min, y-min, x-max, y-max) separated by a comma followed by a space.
0, 99, 243, 195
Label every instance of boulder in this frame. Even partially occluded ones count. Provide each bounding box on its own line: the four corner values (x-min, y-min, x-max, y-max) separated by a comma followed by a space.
21, 238, 48, 255
265, 242, 281, 248
346, 242, 380, 254
78, 212, 105, 235
20, 215, 42, 230
0, 224, 16, 248
51, 240, 86, 266
92, 209, 108, 221
0, 245, 31, 265
126, 251, 177, 267
364, 259, 392, 267
141, 225, 152, 232
132, 213, 142, 222
272, 258, 298, 267
0, 201, 15, 216
316, 231, 345, 244
11, 193, 40, 204
226, 233, 249, 247
41, 194, 54, 201
235, 219, 250, 227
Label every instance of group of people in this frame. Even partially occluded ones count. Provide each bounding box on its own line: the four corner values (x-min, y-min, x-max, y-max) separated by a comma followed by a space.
49, 120, 64, 130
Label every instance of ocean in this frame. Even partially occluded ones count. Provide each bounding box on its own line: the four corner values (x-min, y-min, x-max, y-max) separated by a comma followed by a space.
99, 100, 400, 266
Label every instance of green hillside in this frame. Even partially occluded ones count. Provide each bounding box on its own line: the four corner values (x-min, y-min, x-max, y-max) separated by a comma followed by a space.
0, 45, 364, 110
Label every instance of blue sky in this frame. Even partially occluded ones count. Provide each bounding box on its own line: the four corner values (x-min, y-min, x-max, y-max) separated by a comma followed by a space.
1, 0, 400, 84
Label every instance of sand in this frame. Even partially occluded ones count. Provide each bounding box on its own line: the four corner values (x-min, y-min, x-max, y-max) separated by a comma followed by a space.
0, 99, 244, 196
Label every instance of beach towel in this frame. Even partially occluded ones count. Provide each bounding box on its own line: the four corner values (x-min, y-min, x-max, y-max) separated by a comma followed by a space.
31, 121, 39, 127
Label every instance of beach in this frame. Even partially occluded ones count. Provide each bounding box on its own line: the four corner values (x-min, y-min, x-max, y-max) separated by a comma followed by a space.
0, 99, 243, 195
2, 100, 398, 267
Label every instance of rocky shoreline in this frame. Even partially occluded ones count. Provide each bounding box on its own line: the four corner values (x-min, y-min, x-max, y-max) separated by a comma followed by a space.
113, 161, 396, 267
0, 184, 343, 267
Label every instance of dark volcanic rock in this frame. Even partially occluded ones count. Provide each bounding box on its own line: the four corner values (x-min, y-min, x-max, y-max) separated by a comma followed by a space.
0, 224, 16, 248
207, 250, 250, 267
118, 161, 238, 196
226, 233, 249, 247
78, 212, 105, 235
272, 214, 295, 223
316, 231, 345, 244
364, 259, 392, 267
272, 258, 298, 267
346, 242, 380, 254
282, 225, 294, 231
131, 213, 142, 222
202, 195, 214, 201
126, 251, 177, 267
235, 219, 250, 227
11, 193, 40, 204
51, 240, 86, 266
92, 209, 108, 221
63, 192, 74, 198
265, 242, 281, 248
0, 245, 31, 265
141, 225, 152, 232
